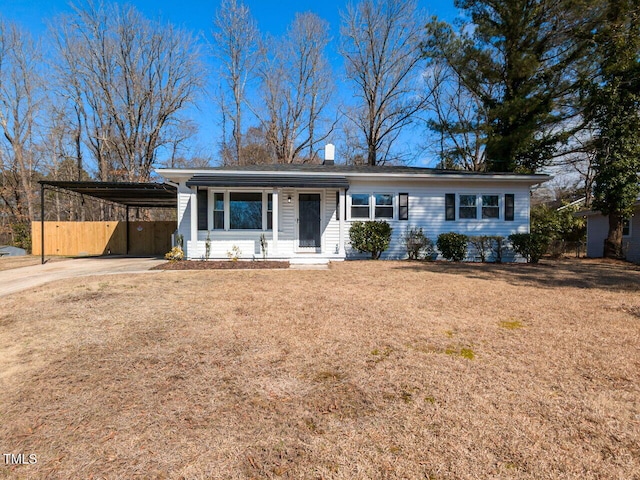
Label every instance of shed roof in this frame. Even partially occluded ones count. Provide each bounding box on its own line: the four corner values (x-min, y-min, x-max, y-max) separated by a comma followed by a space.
39, 181, 177, 208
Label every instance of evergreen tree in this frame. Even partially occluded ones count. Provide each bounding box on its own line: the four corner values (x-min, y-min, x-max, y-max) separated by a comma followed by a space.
424, 0, 590, 173
585, 0, 640, 258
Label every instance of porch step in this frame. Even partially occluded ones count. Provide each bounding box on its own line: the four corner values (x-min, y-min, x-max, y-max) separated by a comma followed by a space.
289, 257, 331, 265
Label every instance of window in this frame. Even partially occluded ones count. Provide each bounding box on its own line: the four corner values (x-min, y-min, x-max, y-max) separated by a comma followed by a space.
213, 193, 224, 229
505, 194, 515, 221
459, 195, 477, 219
399, 193, 409, 221
197, 189, 208, 230
351, 194, 370, 218
375, 194, 394, 218
445, 193, 456, 221
267, 193, 273, 230
229, 192, 262, 229
623, 218, 631, 237
481, 195, 500, 219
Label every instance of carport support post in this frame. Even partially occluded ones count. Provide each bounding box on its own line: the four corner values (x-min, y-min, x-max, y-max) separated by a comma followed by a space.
126, 205, 130, 255
41, 183, 45, 264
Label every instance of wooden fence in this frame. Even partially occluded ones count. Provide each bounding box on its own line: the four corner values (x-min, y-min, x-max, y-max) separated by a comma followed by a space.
32, 221, 176, 256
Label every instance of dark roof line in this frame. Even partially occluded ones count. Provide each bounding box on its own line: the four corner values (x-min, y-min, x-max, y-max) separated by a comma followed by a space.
39, 181, 177, 208
186, 174, 350, 189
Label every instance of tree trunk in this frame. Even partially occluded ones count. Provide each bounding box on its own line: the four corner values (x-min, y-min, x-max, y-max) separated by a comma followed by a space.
603, 212, 624, 259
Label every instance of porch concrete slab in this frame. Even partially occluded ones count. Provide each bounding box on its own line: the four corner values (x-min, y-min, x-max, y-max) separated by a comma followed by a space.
0, 256, 167, 298
288, 264, 330, 270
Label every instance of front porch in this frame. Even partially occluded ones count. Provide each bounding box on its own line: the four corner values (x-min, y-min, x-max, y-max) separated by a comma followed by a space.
181, 186, 348, 262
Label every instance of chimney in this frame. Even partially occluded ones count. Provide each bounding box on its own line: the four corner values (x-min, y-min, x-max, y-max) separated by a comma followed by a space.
323, 143, 335, 165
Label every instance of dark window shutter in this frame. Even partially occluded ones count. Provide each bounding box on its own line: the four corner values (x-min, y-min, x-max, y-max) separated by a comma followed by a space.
505, 194, 514, 221
445, 194, 455, 221
336, 191, 340, 220
197, 189, 208, 230
399, 193, 409, 220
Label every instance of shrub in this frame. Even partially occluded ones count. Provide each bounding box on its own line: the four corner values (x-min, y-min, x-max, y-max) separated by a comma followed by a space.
468, 235, 492, 262
402, 227, 434, 260
490, 236, 505, 263
436, 232, 468, 261
11, 223, 31, 252
509, 233, 549, 263
349, 221, 392, 259
165, 246, 184, 261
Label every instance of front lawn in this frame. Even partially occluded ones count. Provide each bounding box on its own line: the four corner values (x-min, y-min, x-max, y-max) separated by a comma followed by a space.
1, 259, 638, 479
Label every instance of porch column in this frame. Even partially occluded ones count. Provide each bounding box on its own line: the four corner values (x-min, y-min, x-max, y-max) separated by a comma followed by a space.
339, 188, 346, 256
272, 188, 279, 255
190, 186, 198, 259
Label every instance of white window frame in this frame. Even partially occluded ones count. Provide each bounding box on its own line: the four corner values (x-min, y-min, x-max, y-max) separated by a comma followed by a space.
349, 193, 372, 220
481, 194, 501, 220
458, 194, 478, 220
457, 193, 502, 221
208, 189, 273, 231
348, 193, 396, 220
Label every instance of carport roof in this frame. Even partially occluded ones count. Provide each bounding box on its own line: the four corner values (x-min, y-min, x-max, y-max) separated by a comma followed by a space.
39, 181, 177, 208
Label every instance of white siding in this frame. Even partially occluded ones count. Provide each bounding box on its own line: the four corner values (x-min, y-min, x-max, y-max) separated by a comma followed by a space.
586, 215, 608, 258
627, 211, 640, 263
587, 206, 640, 264
176, 184, 192, 250
166, 176, 540, 262
345, 179, 532, 260
183, 187, 344, 260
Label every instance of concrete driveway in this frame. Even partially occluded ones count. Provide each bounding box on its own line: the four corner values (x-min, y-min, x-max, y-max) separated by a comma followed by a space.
0, 256, 167, 297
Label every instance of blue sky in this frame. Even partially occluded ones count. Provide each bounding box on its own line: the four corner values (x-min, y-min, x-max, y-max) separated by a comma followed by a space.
4, 0, 461, 166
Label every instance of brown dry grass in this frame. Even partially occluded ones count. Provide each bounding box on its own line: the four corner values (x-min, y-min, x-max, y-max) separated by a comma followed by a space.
1, 258, 639, 479
0, 255, 67, 272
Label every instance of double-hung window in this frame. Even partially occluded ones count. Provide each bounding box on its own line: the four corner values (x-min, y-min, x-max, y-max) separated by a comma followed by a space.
374, 194, 394, 218
452, 193, 504, 220
623, 218, 631, 237
481, 195, 500, 219
351, 194, 371, 218
350, 193, 395, 219
213, 192, 224, 230
459, 195, 477, 219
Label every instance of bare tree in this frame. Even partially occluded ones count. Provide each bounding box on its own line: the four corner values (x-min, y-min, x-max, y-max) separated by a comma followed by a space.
256, 13, 335, 164
53, 2, 204, 182
422, 63, 488, 171
213, 0, 260, 165
340, 0, 429, 166
0, 19, 44, 226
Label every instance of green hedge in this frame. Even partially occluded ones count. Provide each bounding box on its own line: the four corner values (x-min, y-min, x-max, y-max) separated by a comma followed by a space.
349, 221, 392, 259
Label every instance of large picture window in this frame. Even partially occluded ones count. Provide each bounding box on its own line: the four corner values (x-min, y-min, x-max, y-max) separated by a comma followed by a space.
229, 192, 262, 229
351, 194, 370, 218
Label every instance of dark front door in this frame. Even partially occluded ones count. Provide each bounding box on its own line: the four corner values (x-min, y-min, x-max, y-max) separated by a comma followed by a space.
299, 194, 321, 248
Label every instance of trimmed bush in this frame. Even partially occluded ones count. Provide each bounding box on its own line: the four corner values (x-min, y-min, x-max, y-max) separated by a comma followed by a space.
509, 233, 549, 263
436, 232, 468, 261
402, 227, 434, 260
349, 221, 392, 259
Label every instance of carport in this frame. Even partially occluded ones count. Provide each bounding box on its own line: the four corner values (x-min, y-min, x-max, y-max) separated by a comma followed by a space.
38, 181, 177, 264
